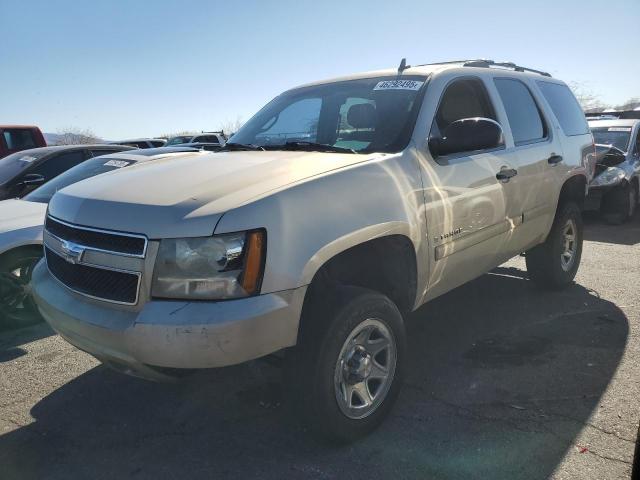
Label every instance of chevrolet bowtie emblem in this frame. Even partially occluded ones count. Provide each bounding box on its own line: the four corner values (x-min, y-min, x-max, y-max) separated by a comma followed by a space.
59, 240, 85, 264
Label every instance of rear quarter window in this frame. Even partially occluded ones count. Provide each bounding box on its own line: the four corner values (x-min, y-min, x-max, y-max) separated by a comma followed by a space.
3, 129, 37, 150
536, 81, 589, 136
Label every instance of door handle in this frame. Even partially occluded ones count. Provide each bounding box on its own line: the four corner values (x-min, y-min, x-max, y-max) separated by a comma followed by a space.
496, 167, 518, 182
548, 154, 563, 165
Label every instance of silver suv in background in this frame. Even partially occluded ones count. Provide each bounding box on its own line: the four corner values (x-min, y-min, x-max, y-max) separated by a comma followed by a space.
165, 131, 227, 148
32, 59, 592, 441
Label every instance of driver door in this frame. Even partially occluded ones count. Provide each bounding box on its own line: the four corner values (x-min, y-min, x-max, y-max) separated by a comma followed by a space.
418, 76, 519, 300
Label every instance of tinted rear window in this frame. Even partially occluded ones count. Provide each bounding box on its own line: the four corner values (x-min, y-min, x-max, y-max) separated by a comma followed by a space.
3, 129, 37, 150
536, 81, 589, 136
495, 78, 546, 145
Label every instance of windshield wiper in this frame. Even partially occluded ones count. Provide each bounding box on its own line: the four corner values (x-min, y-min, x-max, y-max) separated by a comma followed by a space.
270, 141, 357, 154
220, 142, 265, 151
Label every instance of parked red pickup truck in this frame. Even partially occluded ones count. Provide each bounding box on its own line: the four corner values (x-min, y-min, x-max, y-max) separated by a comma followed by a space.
0, 125, 47, 159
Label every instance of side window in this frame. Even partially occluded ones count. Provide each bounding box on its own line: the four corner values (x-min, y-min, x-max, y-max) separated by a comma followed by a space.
257, 98, 322, 143
494, 78, 547, 145
31, 151, 86, 181
536, 81, 589, 136
429, 78, 501, 158
431, 78, 497, 139
3, 129, 37, 151
151, 140, 165, 147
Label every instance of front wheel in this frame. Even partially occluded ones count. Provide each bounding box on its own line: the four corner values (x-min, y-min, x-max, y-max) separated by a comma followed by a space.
525, 202, 583, 290
601, 181, 637, 225
286, 287, 406, 442
0, 247, 44, 330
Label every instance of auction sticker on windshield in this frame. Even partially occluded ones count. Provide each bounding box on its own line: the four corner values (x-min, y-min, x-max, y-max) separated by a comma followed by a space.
104, 160, 131, 168
373, 80, 424, 91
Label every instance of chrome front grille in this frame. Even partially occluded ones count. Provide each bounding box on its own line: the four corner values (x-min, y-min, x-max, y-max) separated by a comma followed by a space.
45, 247, 140, 304
44, 215, 147, 305
45, 216, 147, 257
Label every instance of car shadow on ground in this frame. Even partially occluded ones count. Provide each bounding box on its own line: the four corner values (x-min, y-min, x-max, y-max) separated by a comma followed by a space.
0, 268, 629, 480
0, 321, 53, 363
583, 210, 640, 245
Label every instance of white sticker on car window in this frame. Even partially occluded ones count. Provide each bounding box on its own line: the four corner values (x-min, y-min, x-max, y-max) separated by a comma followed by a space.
608, 127, 632, 132
18, 155, 37, 163
373, 80, 424, 91
104, 160, 130, 168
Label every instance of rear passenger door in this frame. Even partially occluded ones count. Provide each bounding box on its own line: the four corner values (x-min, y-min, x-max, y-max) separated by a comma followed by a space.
491, 76, 560, 253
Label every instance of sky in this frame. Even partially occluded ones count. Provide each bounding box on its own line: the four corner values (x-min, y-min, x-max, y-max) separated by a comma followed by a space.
1, 0, 639, 139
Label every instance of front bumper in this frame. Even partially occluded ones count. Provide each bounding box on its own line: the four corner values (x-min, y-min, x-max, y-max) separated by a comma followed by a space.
31, 260, 306, 380
584, 183, 618, 211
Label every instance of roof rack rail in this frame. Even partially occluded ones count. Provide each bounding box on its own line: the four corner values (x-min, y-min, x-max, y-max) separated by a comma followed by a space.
410, 59, 551, 77
462, 59, 551, 77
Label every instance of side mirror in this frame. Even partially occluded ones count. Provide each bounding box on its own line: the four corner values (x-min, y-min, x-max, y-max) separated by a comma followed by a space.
20, 173, 45, 187
430, 117, 504, 157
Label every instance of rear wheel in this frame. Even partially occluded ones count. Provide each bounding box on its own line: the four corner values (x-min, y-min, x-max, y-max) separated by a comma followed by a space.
0, 248, 44, 330
286, 286, 406, 442
526, 202, 583, 290
601, 181, 637, 225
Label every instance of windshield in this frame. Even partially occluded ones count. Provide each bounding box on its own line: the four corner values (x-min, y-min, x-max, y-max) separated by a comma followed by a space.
590, 126, 632, 152
0, 150, 49, 185
24, 157, 136, 203
230, 76, 427, 153
166, 136, 192, 146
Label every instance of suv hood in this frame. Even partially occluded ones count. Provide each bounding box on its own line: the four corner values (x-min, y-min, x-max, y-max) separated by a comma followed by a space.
48, 150, 378, 238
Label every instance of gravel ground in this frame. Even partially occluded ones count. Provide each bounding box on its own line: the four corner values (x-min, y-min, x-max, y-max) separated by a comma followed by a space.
1, 216, 639, 480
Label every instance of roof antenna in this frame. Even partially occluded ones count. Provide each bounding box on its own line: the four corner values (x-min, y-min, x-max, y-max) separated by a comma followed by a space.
398, 58, 410, 73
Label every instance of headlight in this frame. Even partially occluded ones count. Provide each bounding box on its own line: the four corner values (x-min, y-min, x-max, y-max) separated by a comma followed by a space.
591, 167, 625, 187
151, 230, 265, 300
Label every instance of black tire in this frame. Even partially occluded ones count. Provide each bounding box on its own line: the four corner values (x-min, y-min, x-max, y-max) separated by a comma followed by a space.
525, 202, 583, 290
285, 286, 406, 443
0, 247, 44, 330
601, 181, 636, 225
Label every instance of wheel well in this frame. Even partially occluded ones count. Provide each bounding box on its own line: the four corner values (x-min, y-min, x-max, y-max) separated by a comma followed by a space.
302, 235, 417, 322
558, 175, 587, 210
0, 244, 43, 265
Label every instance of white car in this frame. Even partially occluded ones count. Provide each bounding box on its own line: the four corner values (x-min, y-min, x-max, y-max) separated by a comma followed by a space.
165, 132, 227, 147
0, 147, 202, 328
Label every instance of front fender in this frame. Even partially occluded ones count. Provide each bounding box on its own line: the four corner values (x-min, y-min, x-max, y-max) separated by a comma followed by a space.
214, 154, 427, 296
0, 225, 44, 256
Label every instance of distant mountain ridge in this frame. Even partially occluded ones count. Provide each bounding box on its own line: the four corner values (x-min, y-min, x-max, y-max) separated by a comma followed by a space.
43, 133, 62, 145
